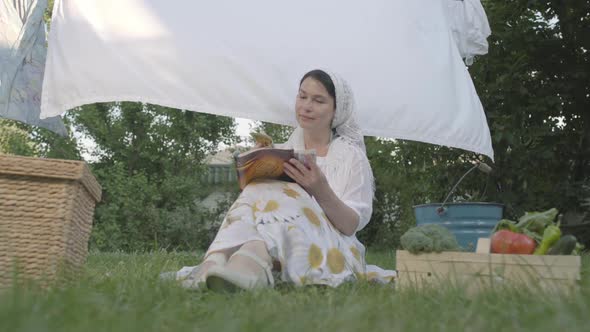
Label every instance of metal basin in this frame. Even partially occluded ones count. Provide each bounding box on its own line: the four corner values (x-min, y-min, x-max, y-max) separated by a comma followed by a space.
413, 202, 504, 251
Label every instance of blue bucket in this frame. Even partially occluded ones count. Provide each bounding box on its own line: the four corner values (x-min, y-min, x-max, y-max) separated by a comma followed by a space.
413, 202, 504, 251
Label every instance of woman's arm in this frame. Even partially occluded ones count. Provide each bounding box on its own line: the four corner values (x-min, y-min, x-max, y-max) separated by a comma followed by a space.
283, 157, 360, 236
310, 184, 360, 236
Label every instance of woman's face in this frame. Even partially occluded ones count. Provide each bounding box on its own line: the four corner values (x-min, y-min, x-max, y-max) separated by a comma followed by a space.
295, 77, 335, 133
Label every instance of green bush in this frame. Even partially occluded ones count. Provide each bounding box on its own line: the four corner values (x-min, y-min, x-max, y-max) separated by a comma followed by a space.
89, 162, 238, 252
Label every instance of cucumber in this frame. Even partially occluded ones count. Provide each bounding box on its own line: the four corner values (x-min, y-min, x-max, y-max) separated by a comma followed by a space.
547, 235, 578, 255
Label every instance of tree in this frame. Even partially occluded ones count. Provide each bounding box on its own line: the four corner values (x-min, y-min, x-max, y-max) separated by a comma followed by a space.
0, 119, 37, 156
63, 102, 238, 250
361, 0, 589, 248
361, 138, 478, 248
472, 0, 589, 216
252, 122, 294, 144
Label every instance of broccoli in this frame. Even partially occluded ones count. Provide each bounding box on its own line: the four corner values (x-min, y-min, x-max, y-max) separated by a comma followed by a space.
400, 224, 461, 254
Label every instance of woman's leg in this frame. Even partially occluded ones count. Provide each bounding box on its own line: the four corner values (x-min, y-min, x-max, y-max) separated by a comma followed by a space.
204, 240, 274, 291
183, 247, 239, 286
198, 247, 234, 272
224, 240, 272, 276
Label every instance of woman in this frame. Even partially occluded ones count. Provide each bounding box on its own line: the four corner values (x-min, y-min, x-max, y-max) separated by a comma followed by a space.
177, 70, 395, 291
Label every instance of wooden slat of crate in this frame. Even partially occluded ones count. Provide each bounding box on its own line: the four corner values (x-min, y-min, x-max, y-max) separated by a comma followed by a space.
401, 271, 579, 295
396, 250, 581, 294
398, 254, 580, 279
398, 250, 580, 266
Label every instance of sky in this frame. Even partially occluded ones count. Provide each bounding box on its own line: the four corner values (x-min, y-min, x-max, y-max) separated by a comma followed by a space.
235, 118, 255, 138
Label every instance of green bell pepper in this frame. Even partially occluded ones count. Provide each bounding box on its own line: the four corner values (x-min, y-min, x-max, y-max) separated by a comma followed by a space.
533, 222, 561, 255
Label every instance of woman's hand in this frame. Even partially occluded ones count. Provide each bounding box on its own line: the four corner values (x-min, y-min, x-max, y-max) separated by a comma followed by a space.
284, 155, 359, 235
283, 156, 329, 198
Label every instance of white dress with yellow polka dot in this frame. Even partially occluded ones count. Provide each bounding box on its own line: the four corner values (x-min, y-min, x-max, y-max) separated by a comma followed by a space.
201, 138, 396, 287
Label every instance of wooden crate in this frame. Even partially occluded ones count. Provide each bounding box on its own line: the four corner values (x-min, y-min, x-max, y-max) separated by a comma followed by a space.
0, 154, 102, 287
396, 249, 581, 294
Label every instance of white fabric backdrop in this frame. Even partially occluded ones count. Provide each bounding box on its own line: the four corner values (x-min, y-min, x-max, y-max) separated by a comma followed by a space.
445, 0, 491, 65
40, 0, 494, 160
0, 0, 66, 134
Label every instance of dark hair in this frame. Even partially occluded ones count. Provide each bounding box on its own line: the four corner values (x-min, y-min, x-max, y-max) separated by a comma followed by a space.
299, 70, 336, 101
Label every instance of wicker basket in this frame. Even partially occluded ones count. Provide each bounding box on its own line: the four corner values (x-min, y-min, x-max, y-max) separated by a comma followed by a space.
0, 154, 102, 287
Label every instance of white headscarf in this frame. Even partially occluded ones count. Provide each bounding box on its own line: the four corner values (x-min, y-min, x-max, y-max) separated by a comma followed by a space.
284, 70, 366, 153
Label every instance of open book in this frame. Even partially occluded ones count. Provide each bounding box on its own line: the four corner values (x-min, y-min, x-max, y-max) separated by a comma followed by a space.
234, 148, 316, 190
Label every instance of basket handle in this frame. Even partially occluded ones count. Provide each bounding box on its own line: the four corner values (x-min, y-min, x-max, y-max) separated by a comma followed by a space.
436, 162, 493, 216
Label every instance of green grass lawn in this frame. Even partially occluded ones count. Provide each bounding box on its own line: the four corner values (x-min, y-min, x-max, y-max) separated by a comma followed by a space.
1, 250, 589, 332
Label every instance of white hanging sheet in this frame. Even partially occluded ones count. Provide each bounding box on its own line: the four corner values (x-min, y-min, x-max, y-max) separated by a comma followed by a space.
40, 0, 494, 159
0, 0, 66, 134
445, 0, 491, 65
